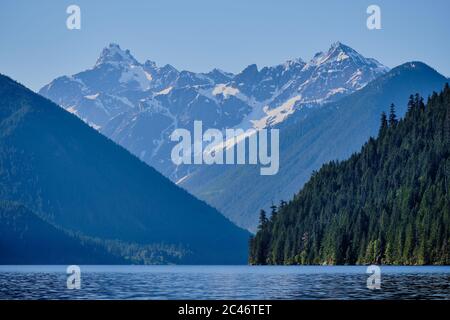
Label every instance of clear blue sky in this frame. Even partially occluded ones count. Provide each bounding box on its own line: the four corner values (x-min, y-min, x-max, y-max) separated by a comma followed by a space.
0, 0, 449, 91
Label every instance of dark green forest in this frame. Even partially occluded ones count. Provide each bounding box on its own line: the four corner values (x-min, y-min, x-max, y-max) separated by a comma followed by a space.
249, 85, 450, 265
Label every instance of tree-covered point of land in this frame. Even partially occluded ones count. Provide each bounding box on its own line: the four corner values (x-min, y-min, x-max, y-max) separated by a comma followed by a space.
250, 84, 450, 265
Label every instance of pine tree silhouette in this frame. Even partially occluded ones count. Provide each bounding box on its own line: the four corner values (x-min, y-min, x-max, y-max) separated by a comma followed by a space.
379, 111, 388, 135
389, 103, 397, 126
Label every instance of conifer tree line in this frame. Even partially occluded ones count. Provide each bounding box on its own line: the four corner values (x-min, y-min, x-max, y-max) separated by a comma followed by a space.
249, 85, 450, 265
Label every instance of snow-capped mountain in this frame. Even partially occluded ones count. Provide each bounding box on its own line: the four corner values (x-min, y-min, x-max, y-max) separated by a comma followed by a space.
40, 42, 389, 180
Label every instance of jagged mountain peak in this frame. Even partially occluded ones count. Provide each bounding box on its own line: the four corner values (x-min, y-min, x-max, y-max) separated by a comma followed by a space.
306, 41, 386, 71
144, 59, 157, 69
208, 68, 234, 77
329, 41, 349, 51
203, 68, 234, 83
282, 57, 306, 69
328, 41, 359, 56
95, 43, 140, 67
242, 63, 259, 74
234, 64, 259, 83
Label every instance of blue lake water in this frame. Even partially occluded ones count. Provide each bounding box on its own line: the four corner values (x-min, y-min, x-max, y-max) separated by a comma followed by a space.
0, 265, 449, 300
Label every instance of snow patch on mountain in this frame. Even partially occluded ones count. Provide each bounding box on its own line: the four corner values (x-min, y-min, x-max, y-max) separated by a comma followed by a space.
212, 84, 240, 98
155, 86, 173, 96
252, 95, 302, 129
119, 65, 152, 90
84, 93, 99, 100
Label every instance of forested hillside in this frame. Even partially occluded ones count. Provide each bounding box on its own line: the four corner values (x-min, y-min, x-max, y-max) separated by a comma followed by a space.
0, 74, 250, 264
0, 201, 125, 264
0, 201, 194, 264
250, 85, 450, 265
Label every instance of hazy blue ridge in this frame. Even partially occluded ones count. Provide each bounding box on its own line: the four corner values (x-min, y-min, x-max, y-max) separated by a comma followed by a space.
0, 74, 250, 264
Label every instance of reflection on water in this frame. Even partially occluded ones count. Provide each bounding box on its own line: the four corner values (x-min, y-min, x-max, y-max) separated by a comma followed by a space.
0, 265, 449, 300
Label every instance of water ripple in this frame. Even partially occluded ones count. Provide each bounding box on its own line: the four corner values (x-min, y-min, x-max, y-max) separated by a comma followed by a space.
0, 266, 449, 300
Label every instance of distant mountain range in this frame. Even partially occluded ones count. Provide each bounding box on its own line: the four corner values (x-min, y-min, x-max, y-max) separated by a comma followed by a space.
40, 42, 388, 181
0, 74, 250, 264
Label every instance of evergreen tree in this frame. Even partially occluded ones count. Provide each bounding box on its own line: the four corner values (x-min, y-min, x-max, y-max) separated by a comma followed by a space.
258, 209, 268, 231
407, 94, 415, 113
269, 203, 278, 222
389, 103, 398, 126
379, 112, 388, 135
